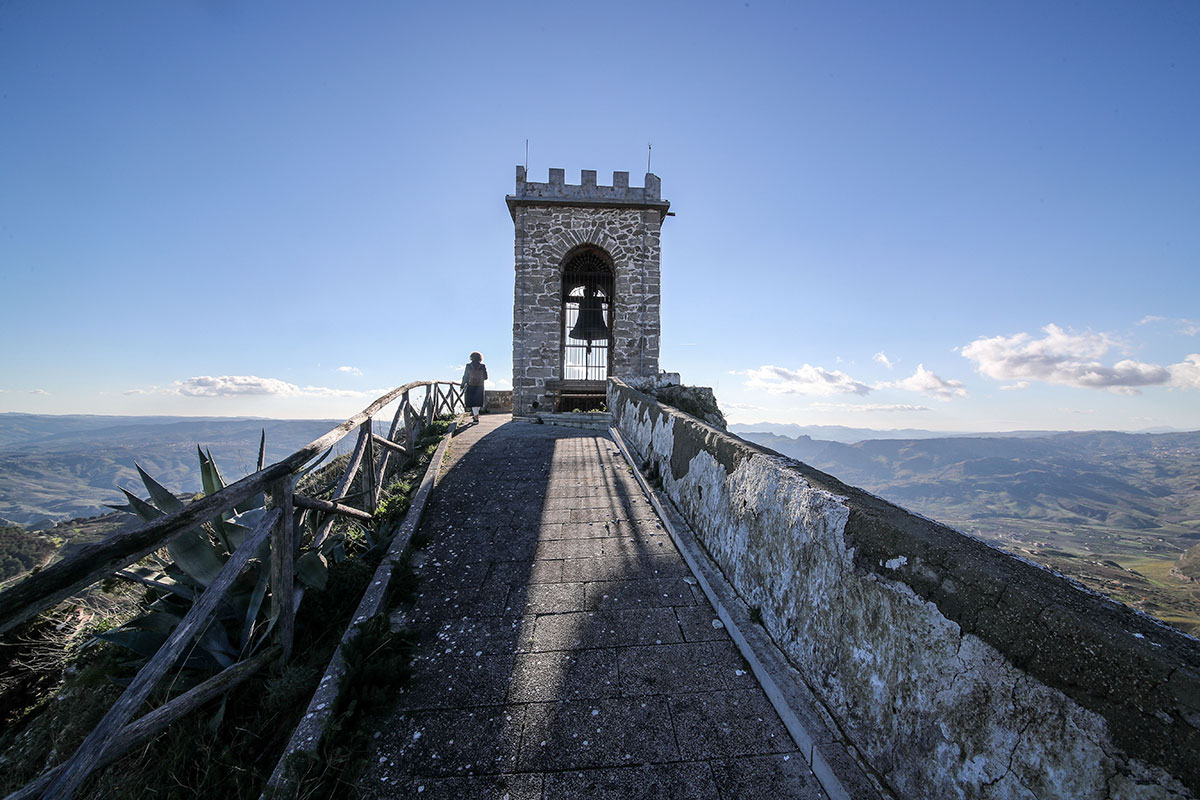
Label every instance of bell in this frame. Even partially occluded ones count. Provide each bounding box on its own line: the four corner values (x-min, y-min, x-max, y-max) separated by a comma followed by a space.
568, 289, 610, 343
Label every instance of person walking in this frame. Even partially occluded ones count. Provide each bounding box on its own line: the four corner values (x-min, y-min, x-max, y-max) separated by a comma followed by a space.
461, 351, 487, 425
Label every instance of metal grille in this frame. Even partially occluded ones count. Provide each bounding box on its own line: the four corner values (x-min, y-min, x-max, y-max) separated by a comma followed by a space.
562, 250, 614, 382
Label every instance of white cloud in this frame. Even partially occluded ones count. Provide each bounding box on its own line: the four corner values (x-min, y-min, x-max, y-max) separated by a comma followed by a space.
485, 378, 513, 390
873, 352, 894, 369
163, 375, 383, 399
999, 381, 1030, 391
739, 364, 871, 396
806, 402, 932, 413
29, 389, 49, 395
878, 364, 968, 401
336, 366, 363, 376
1170, 355, 1200, 389
173, 376, 301, 397
961, 324, 1171, 394
1138, 315, 1200, 336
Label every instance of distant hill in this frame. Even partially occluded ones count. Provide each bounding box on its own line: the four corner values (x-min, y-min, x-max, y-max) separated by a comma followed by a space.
736, 429, 1200, 551
0, 414, 349, 529
728, 422, 1063, 444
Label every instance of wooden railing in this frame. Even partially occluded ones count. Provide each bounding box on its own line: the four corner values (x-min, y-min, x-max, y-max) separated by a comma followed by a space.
0, 380, 464, 800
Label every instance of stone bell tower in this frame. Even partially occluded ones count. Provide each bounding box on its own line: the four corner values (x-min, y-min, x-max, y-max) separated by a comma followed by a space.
506, 166, 670, 415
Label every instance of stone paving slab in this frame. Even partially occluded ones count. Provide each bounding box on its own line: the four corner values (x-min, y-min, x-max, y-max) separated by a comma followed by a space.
356, 414, 827, 799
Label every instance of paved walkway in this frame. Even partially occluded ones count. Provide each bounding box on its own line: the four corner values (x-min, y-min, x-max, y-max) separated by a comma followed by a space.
357, 415, 828, 799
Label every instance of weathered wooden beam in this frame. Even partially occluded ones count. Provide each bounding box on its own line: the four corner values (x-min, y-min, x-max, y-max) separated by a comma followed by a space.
269, 481, 295, 665
371, 434, 407, 457
0, 381, 433, 634
373, 398, 410, 506
332, 423, 370, 503
262, 419, 458, 800
292, 494, 375, 523
0, 472, 283, 636
311, 423, 370, 552
6, 645, 280, 800
41, 508, 280, 799
114, 569, 193, 600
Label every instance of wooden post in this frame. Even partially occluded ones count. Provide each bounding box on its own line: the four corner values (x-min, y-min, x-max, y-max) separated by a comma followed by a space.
403, 390, 418, 452
362, 420, 378, 510
40, 508, 279, 800
269, 481, 295, 665
373, 398, 408, 507
312, 424, 371, 551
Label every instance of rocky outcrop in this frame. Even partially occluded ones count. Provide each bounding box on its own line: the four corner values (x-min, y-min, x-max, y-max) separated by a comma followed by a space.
647, 384, 727, 430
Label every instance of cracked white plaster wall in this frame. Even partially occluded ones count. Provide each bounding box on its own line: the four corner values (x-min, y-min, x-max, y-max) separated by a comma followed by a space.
613, 390, 1192, 800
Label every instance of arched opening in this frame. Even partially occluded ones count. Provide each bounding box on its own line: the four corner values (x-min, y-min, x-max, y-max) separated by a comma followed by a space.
559, 247, 614, 409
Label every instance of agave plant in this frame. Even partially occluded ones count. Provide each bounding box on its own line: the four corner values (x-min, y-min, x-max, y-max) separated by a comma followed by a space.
99, 436, 329, 672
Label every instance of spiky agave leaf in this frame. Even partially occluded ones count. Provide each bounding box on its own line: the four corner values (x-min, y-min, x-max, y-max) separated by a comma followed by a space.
296, 446, 334, 482
196, 619, 237, 668
198, 445, 223, 497
165, 526, 227, 588
295, 551, 328, 590
118, 565, 196, 601
211, 447, 262, 515
119, 488, 165, 522
239, 562, 271, 657
135, 463, 184, 513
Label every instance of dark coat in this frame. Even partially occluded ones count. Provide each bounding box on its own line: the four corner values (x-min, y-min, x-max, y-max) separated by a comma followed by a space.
462, 362, 487, 407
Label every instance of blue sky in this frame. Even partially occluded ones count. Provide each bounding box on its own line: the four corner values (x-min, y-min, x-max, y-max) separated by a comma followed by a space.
2, 1, 1197, 432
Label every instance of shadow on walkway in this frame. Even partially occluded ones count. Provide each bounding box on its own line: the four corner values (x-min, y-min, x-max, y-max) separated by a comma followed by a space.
355, 414, 826, 799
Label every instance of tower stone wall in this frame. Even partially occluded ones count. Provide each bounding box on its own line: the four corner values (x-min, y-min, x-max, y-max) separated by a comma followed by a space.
507, 166, 670, 415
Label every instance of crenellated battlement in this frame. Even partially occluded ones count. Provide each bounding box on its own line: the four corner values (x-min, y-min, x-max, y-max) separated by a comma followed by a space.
506, 165, 669, 220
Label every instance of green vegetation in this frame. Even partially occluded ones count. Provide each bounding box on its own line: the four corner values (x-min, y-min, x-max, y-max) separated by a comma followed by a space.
0, 419, 452, 798
283, 614, 415, 798
96, 445, 329, 671
0, 524, 54, 581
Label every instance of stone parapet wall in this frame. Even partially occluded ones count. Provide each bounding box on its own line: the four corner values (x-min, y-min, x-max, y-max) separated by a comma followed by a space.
608, 378, 1200, 800
483, 390, 512, 413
